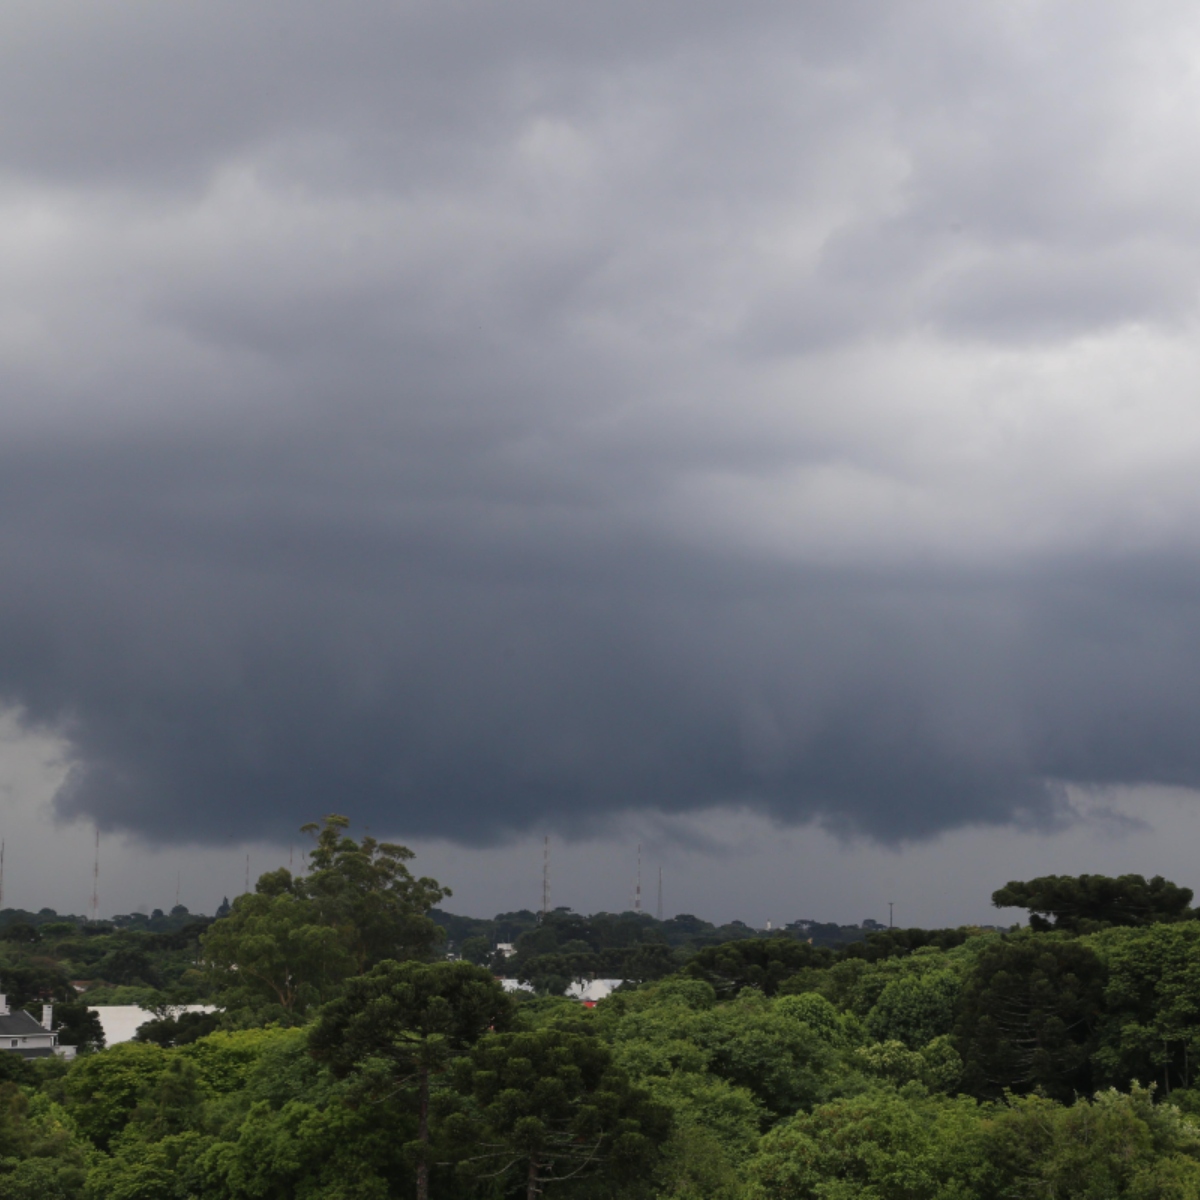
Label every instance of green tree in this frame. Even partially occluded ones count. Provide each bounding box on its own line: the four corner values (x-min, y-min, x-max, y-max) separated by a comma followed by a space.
746, 1088, 986, 1200
201, 890, 354, 1024
612, 987, 843, 1119
300, 814, 450, 974
53, 1002, 106, 1053
978, 1087, 1200, 1199
449, 1026, 671, 1200
309, 959, 514, 1200
865, 968, 961, 1049
1089, 922, 1200, 1093
993, 874, 1194, 933
955, 934, 1106, 1101
134, 1011, 221, 1048
459, 936, 492, 966
0, 1087, 92, 1200
684, 939, 831, 998
59, 1042, 171, 1151
201, 815, 450, 1024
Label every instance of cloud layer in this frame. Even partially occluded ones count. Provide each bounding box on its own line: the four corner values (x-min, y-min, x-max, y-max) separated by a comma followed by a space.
4, 1, 1200, 843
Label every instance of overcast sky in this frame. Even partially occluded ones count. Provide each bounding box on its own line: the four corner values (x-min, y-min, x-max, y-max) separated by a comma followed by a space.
4, 1, 1200, 922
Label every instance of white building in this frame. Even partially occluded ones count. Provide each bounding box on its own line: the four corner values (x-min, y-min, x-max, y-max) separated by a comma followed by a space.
88, 1005, 217, 1047
566, 979, 625, 1003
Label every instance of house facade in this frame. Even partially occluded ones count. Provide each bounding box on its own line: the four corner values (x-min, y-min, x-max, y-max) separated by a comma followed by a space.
0, 991, 69, 1059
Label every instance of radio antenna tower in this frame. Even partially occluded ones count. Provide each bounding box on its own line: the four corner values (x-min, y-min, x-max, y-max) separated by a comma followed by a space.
656, 866, 663, 921
90, 829, 100, 922
245, 854, 251, 894
175, 870, 181, 910
540, 835, 550, 923
0, 838, 6, 909
635, 843, 642, 913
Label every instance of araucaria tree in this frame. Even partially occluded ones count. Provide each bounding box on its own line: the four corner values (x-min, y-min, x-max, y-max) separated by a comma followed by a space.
449, 1027, 672, 1200
309, 959, 515, 1200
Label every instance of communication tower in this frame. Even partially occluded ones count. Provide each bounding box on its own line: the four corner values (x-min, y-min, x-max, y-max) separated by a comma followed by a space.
90, 829, 100, 922
540, 835, 550, 923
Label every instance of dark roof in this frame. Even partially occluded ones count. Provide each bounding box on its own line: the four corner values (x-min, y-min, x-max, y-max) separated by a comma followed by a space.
0, 1011, 48, 1037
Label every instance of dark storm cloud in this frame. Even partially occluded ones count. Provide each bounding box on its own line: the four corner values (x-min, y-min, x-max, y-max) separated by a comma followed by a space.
3, 1, 1200, 844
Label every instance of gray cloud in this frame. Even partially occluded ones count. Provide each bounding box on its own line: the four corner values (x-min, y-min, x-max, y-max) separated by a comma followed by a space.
2, 1, 1200, 846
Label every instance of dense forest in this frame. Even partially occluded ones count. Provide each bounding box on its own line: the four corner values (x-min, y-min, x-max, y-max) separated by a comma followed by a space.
2, 819, 1200, 1197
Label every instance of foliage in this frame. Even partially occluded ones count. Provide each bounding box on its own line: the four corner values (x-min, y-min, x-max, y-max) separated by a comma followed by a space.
201, 815, 451, 1024
11, 852, 1200, 1198
201, 890, 354, 1023
301, 814, 450, 974
746, 1086, 987, 1200
310, 959, 513, 1200
748, 1084, 1200, 1200
864, 968, 961, 1049
58, 1042, 172, 1151
994, 873, 1195, 933
448, 1026, 672, 1199
1089, 922, 1200, 1094
53, 1003, 106, 1053
134, 1010, 222, 1047
684, 939, 833, 998
955, 933, 1107, 1101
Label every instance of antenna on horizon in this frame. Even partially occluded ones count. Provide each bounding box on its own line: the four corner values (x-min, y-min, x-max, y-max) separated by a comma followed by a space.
888, 901, 894, 929
175, 870, 180, 910
245, 853, 250, 895
540, 835, 550, 923
656, 865, 662, 921
90, 829, 100, 923
0, 838, 6, 910
635, 843, 642, 914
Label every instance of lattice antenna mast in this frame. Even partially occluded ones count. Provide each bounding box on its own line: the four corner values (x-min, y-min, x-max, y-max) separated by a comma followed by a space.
635, 843, 642, 913
540, 835, 550, 923
0, 838, 6, 909
657, 866, 663, 921
91, 829, 100, 922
